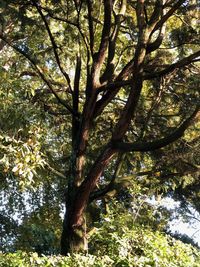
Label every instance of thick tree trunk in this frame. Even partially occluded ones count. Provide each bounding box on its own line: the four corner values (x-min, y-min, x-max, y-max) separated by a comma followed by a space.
60, 147, 116, 254
60, 201, 87, 255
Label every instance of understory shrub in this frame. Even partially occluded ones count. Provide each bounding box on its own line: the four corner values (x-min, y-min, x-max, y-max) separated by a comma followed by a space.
1, 225, 200, 267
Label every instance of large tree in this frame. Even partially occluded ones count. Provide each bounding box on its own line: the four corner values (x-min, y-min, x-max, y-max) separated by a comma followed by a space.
0, 0, 199, 254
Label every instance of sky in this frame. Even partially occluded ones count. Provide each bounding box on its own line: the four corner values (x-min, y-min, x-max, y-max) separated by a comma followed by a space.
158, 197, 200, 246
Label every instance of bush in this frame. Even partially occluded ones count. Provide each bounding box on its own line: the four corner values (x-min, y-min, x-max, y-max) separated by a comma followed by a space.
0, 251, 114, 267
88, 207, 200, 267
1, 205, 200, 266
1, 227, 200, 267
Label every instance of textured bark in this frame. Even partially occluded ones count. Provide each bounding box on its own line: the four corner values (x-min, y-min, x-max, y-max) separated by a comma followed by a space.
61, 147, 116, 254
61, 201, 87, 255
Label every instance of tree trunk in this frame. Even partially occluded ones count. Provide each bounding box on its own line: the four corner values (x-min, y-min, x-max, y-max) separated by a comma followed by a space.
60, 147, 116, 254
60, 201, 87, 255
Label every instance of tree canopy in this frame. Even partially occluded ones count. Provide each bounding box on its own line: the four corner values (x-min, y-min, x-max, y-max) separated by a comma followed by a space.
0, 0, 199, 256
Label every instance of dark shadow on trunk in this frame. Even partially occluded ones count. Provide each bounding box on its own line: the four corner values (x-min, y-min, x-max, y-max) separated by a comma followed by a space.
60, 206, 87, 255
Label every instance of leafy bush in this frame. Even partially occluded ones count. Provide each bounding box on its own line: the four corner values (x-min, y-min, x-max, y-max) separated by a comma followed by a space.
0, 241, 200, 267
0, 251, 113, 267
89, 204, 200, 267
1, 225, 200, 267
90, 222, 200, 267
1, 203, 200, 266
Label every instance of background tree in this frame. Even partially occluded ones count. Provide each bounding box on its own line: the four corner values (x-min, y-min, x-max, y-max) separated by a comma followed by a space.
0, 0, 199, 254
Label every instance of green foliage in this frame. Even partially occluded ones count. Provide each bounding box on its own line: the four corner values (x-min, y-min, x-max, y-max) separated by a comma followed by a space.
89, 203, 200, 267
1, 175, 200, 267
0, 0, 200, 255
0, 222, 200, 267
0, 251, 112, 267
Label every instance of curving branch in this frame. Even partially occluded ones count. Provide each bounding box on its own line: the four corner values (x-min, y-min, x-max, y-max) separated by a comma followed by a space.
145, 50, 200, 79
147, 6, 166, 54
0, 34, 78, 118
31, 0, 73, 94
112, 106, 200, 152
148, 0, 162, 27
152, 0, 185, 33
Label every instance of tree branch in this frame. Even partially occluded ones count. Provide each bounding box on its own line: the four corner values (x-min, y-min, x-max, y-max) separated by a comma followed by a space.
94, 79, 131, 117
152, 0, 185, 33
101, 0, 127, 83
117, 58, 135, 80
147, 16, 166, 53
46, 163, 66, 179
148, 0, 162, 27
86, 0, 94, 57
70, 146, 117, 226
0, 34, 78, 117
93, 59, 136, 117
39, 5, 78, 27
32, 0, 73, 94
72, 55, 81, 146
111, 0, 150, 141
91, 0, 112, 87
145, 50, 200, 79
113, 106, 200, 152
89, 153, 124, 202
